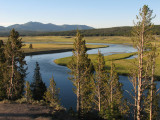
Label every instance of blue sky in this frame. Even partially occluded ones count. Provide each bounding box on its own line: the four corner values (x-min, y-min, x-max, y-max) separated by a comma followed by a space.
0, 0, 160, 28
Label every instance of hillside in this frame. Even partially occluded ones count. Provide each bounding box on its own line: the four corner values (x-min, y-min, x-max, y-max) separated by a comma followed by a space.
38, 25, 160, 36
0, 21, 93, 36
0, 23, 159, 36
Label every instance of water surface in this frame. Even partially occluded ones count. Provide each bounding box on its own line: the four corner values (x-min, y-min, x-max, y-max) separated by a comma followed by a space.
25, 43, 159, 109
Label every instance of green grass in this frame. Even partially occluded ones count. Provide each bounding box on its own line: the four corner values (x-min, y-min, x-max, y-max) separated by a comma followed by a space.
54, 51, 160, 77
54, 52, 137, 74
1, 35, 160, 44
1, 35, 160, 76
0, 36, 133, 44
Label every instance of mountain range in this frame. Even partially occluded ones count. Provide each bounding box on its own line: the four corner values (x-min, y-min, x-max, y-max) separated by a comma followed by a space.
0, 21, 94, 32
0, 22, 159, 37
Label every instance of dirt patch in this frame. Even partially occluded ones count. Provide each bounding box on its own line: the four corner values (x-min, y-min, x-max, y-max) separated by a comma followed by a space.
0, 103, 53, 120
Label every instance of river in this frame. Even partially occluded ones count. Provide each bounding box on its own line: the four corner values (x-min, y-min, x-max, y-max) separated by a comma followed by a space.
24, 43, 160, 110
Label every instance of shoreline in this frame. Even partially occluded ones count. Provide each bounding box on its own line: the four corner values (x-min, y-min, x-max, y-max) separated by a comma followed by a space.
24, 48, 96, 56
24, 46, 109, 56
24, 48, 74, 56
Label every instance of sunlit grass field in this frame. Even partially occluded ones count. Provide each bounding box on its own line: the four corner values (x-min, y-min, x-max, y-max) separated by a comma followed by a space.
1, 35, 160, 76
0, 36, 133, 44
22, 43, 108, 53
54, 52, 136, 75
1, 35, 159, 44
54, 51, 160, 77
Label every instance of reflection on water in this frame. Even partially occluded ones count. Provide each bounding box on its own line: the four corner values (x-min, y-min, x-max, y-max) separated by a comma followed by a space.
25, 43, 159, 110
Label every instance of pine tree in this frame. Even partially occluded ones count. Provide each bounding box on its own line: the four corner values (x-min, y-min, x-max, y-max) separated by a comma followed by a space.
144, 84, 159, 120
132, 5, 155, 120
31, 62, 46, 100
101, 62, 128, 119
93, 50, 108, 112
24, 81, 32, 102
68, 31, 94, 117
0, 40, 6, 99
129, 64, 138, 120
29, 44, 33, 49
144, 43, 159, 120
4, 29, 26, 100
109, 62, 124, 118
44, 75, 60, 105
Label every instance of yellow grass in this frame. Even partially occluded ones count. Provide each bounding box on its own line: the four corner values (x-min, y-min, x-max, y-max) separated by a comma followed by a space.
0, 36, 133, 44
22, 43, 108, 54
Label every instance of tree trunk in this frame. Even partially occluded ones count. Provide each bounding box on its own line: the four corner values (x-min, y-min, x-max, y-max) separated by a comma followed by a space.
76, 46, 81, 118
137, 23, 144, 120
150, 57, 155, 120
9, 55, 14, 99
110, 62, 113, 115
98, 57, 101, 112
77, 81, 81, 117
134, 75, 137, 120
98, 84, 101, 111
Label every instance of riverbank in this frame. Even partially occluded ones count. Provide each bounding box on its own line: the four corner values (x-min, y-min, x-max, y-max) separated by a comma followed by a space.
23, 44, 108, 56
54, 52, 137, 74
54, 52, 160, 78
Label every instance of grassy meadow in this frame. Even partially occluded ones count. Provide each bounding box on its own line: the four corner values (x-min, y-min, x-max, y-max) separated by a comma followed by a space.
0, 36, 134, 44
54, 51, 160, 77
22, 43, 108, 54
1, 35, 160, 76
54, 52, 137, 75
54, 50, 160, 77
1, 35, 159, 44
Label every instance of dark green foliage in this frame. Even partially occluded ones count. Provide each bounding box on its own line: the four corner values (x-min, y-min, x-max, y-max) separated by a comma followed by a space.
0, 40, 6, 99
93, 50, 108, 112
68, 107, 75, 117
31, 62, 46, 100
44, 75, 60, 105
1, 25, 160, 36
24, 81, 32, 101
144, 83, 160, 120
29, 44, 33, 49
4, 29, 26, 100
100, 62, 128, 119
68, 31, 94, 117
131, 5, 157, 120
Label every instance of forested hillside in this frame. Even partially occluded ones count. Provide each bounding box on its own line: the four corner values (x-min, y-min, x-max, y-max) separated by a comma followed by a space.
1, 25, 160, 37
41, 25, 160, 36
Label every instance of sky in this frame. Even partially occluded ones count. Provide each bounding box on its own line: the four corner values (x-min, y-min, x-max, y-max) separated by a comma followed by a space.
0, 0, 160, 28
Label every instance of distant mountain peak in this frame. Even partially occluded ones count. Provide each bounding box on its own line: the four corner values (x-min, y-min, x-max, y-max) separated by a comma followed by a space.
0, 21, 93, 32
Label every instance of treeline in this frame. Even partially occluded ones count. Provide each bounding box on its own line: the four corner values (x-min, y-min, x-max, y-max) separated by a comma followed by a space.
67, 31, 128, 119
0, 25, 160, 37
66, 5, 160, 120
0, 29, 60, 108
36, 25, 160, 36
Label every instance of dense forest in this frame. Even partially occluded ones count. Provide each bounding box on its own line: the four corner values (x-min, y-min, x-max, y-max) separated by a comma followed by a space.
0, 25, 160, 37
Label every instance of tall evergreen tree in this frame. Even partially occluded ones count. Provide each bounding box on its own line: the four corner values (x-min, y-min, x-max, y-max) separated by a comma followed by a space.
100, 62, 128, 119
68, 31, 94, 117
44, 75, 60, 105
132, 5, 156, 120
109, 62, 126, 119
4, 29, 26, 100
144, 43, 159, 120
0, 40, 6, 99
29, 44, 33, 49
129, 64, 138, 120
93, 50, 108, 112
31, 62, 46, 100
24, 81, 32, 102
